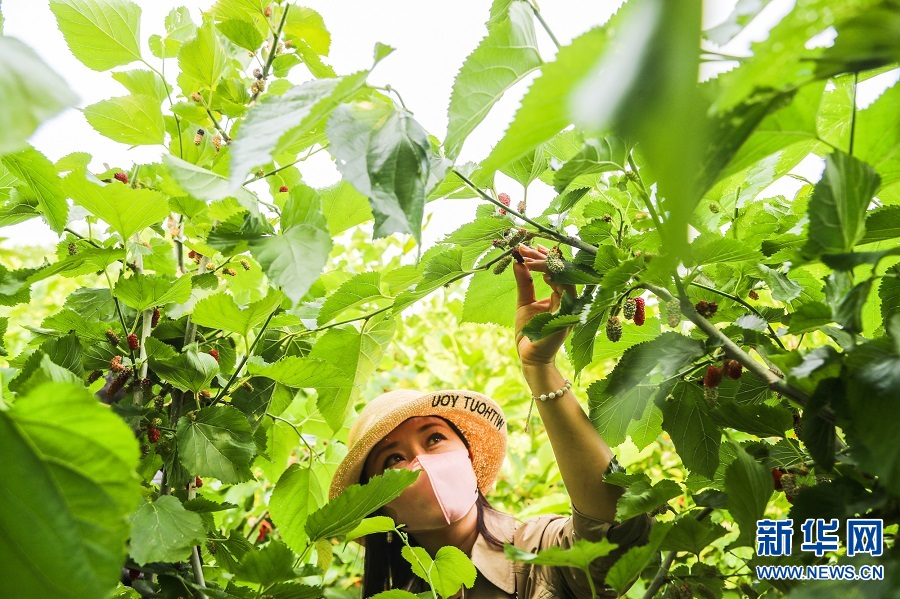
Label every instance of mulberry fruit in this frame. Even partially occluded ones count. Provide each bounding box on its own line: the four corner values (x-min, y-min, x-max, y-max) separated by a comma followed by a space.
605, 316, 622, 342
195, 476, 203, 488
223, 267, 237, 276
209, 349, 220, 362
504, 227, 528, 248
492, 255, 512, 275
147, 428, 161, 443
241, 381, 254, 392
664, 298, 681, 328
793, 412, 802, 439
86, 370, 102, 384
546, 246, 566, 274
703, 385, 718, 406
206, 262, 215, 270
772, 468, 784, 491
151, 307, 161, 327
212, 134, 223, 151
633, 297, 646, 326
709, 203, 720, 213
199, 389, 211, 399
110, 355, 124, 373
724, 359, 742, 379
253, 68, 262, 79
194, 128, 205, 145
127, 334, 139, 351
602, 213, 612, 223
240, 258, 251, 270
106, 329, 120, 346
67, 242, 78, 255
257, 519, 273, 543
190, 92, 202, 102
114, 172, 128, 184
264, 5, 272, 17
780, 473, 799, 503
491, 238, 503, 248
511, 248, 524, 264
517, 199, 526, 214
623, 298, 637, 321
497, 192, 511, 215
140, 444, 150, 458
749, 289, 759, 300
188, 250, 201, 263
703, 365, 723, 389
695, 300, 718, 318
278, 185, 288, 193
153, 395, 165, 412
108, 367, 132, 396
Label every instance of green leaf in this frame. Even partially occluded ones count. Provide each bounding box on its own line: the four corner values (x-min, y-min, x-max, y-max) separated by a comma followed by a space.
150, 341, 220, 394
163, 155, 259, 213
176, 406, 255, 483
856, 82, 900, 188
402, 545, 477, 599
863, 205, 900, 243
482, 25, 611, 173
616, 478, 681, 521
319, 180, 373, 236
178, 20, 226, 91
0, 317, 7, 356
0, 38, 77, 154
283, 6, 330, 55
805, 150, 881, 255
880, 265, 900, 329
504, 537, 617, 570
0, 383, 140, 599
63, 173, 170, 240
307, 315, 395, 432
305, 468, 418, 540
250, 225, 333, 307
658, 516, 727, 554
114, 274, 191, 312
689, 236, 762, 267
83, 94, 165, 146
269, 463, 317, 553
601, 332, 705, 399
149, 7, 196, 59
755, 264, 802, 302
329, 105, 435, 244
712, 401, 793, 438
1, 147, 68, 233
661, 382, 721, 479
462, 266, 518, 328
834, 279, 873, 335
192, 289, 280, 337
724, 443, 773, 546
111, 69, 167, 104
230, 73, 369, 186
604, 521, 673, 596
443, 217, 512, 247
444, 0, 541, 159
216, 18, 264, 51
50, 0, 142, 71
129, 495, 206, 565
588, 383, 656, 448
233, 540, 297, 586
343, 516, 396, 541
317, 272, 386, 326
552, 137, 628, 192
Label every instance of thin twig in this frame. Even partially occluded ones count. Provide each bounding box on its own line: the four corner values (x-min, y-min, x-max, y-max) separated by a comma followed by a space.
250, 5, 290, 104
452, 169, 599, 255
848, 72, 858, 156
526, 0, 561, 50
211, 308, 279, 405
64, 227, 101, 248
204, 106, 231, 143
642, 508, 714, 599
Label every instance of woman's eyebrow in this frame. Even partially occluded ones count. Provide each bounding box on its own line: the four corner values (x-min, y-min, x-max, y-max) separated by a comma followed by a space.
372, 422, 446, 465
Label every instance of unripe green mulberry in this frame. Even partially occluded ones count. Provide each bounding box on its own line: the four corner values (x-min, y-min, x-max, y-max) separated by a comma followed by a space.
492, 255, 513, 275
623, 298, 637, 320
703, 385, 718, 407
605, 316, 622, 342
546, 246, 566, 274
664, 298, 681, 328
504, 227, 528, 248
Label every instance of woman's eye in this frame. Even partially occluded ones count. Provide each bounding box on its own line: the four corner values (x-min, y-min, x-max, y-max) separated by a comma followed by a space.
383, 454, 404, 469
428, 433, 445, 445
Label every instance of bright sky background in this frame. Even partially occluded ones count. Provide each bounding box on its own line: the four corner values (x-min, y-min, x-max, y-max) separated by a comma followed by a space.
1, 0, 897, 252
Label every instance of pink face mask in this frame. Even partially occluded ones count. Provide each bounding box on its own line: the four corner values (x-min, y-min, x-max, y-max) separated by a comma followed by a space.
382, 448, 479, 532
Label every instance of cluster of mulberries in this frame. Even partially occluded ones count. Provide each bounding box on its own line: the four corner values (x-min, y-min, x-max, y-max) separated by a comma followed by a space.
695, 300, 718, 317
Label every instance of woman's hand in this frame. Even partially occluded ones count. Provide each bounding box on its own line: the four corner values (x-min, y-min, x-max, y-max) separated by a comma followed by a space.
513, 244, 578, 368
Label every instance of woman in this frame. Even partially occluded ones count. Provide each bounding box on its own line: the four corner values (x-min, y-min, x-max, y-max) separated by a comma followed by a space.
328, 245, 652, 598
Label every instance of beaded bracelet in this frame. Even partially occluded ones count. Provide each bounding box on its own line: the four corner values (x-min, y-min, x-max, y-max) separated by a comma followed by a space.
524, 379, 573, 433
532, 378, 572, 402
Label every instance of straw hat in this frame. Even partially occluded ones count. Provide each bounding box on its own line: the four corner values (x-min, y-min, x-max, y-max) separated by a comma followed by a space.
329, 388, 508, 502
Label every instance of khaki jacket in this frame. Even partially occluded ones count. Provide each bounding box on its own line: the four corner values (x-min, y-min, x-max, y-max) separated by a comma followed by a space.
404, 506, 653, 598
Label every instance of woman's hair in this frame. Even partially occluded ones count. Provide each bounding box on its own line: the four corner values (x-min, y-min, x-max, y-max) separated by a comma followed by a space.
360, 416, 505, 596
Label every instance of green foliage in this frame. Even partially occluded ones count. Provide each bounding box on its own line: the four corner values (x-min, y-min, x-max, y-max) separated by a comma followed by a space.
0, 0, 898, 596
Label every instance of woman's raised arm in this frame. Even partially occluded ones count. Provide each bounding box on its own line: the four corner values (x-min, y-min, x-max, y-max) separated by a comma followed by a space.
512, 245, 624, 522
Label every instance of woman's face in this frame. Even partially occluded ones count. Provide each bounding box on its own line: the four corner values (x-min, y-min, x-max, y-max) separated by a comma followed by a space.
363, 416, 469, 480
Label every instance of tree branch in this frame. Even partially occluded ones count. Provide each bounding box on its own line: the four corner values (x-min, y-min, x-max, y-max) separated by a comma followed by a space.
210, 308, 279, 405
642, 508, 714, 599
689, 281, 786, 350
250, 5, 290, 104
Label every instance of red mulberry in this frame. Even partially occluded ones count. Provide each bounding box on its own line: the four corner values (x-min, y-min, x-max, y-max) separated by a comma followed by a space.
127, 334, 139, 351
278, 185, 288, 193
148, 428, 161, 443
497, 192, 511, 215
151, 307, 161, 327
633, 297, 645, 326
114, 172, 128, 184
749, 289, 759, 300
725, 359, 742, 379
703, 365, 723, 389
108, 367, 132, 397
209, 349, 220, 362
